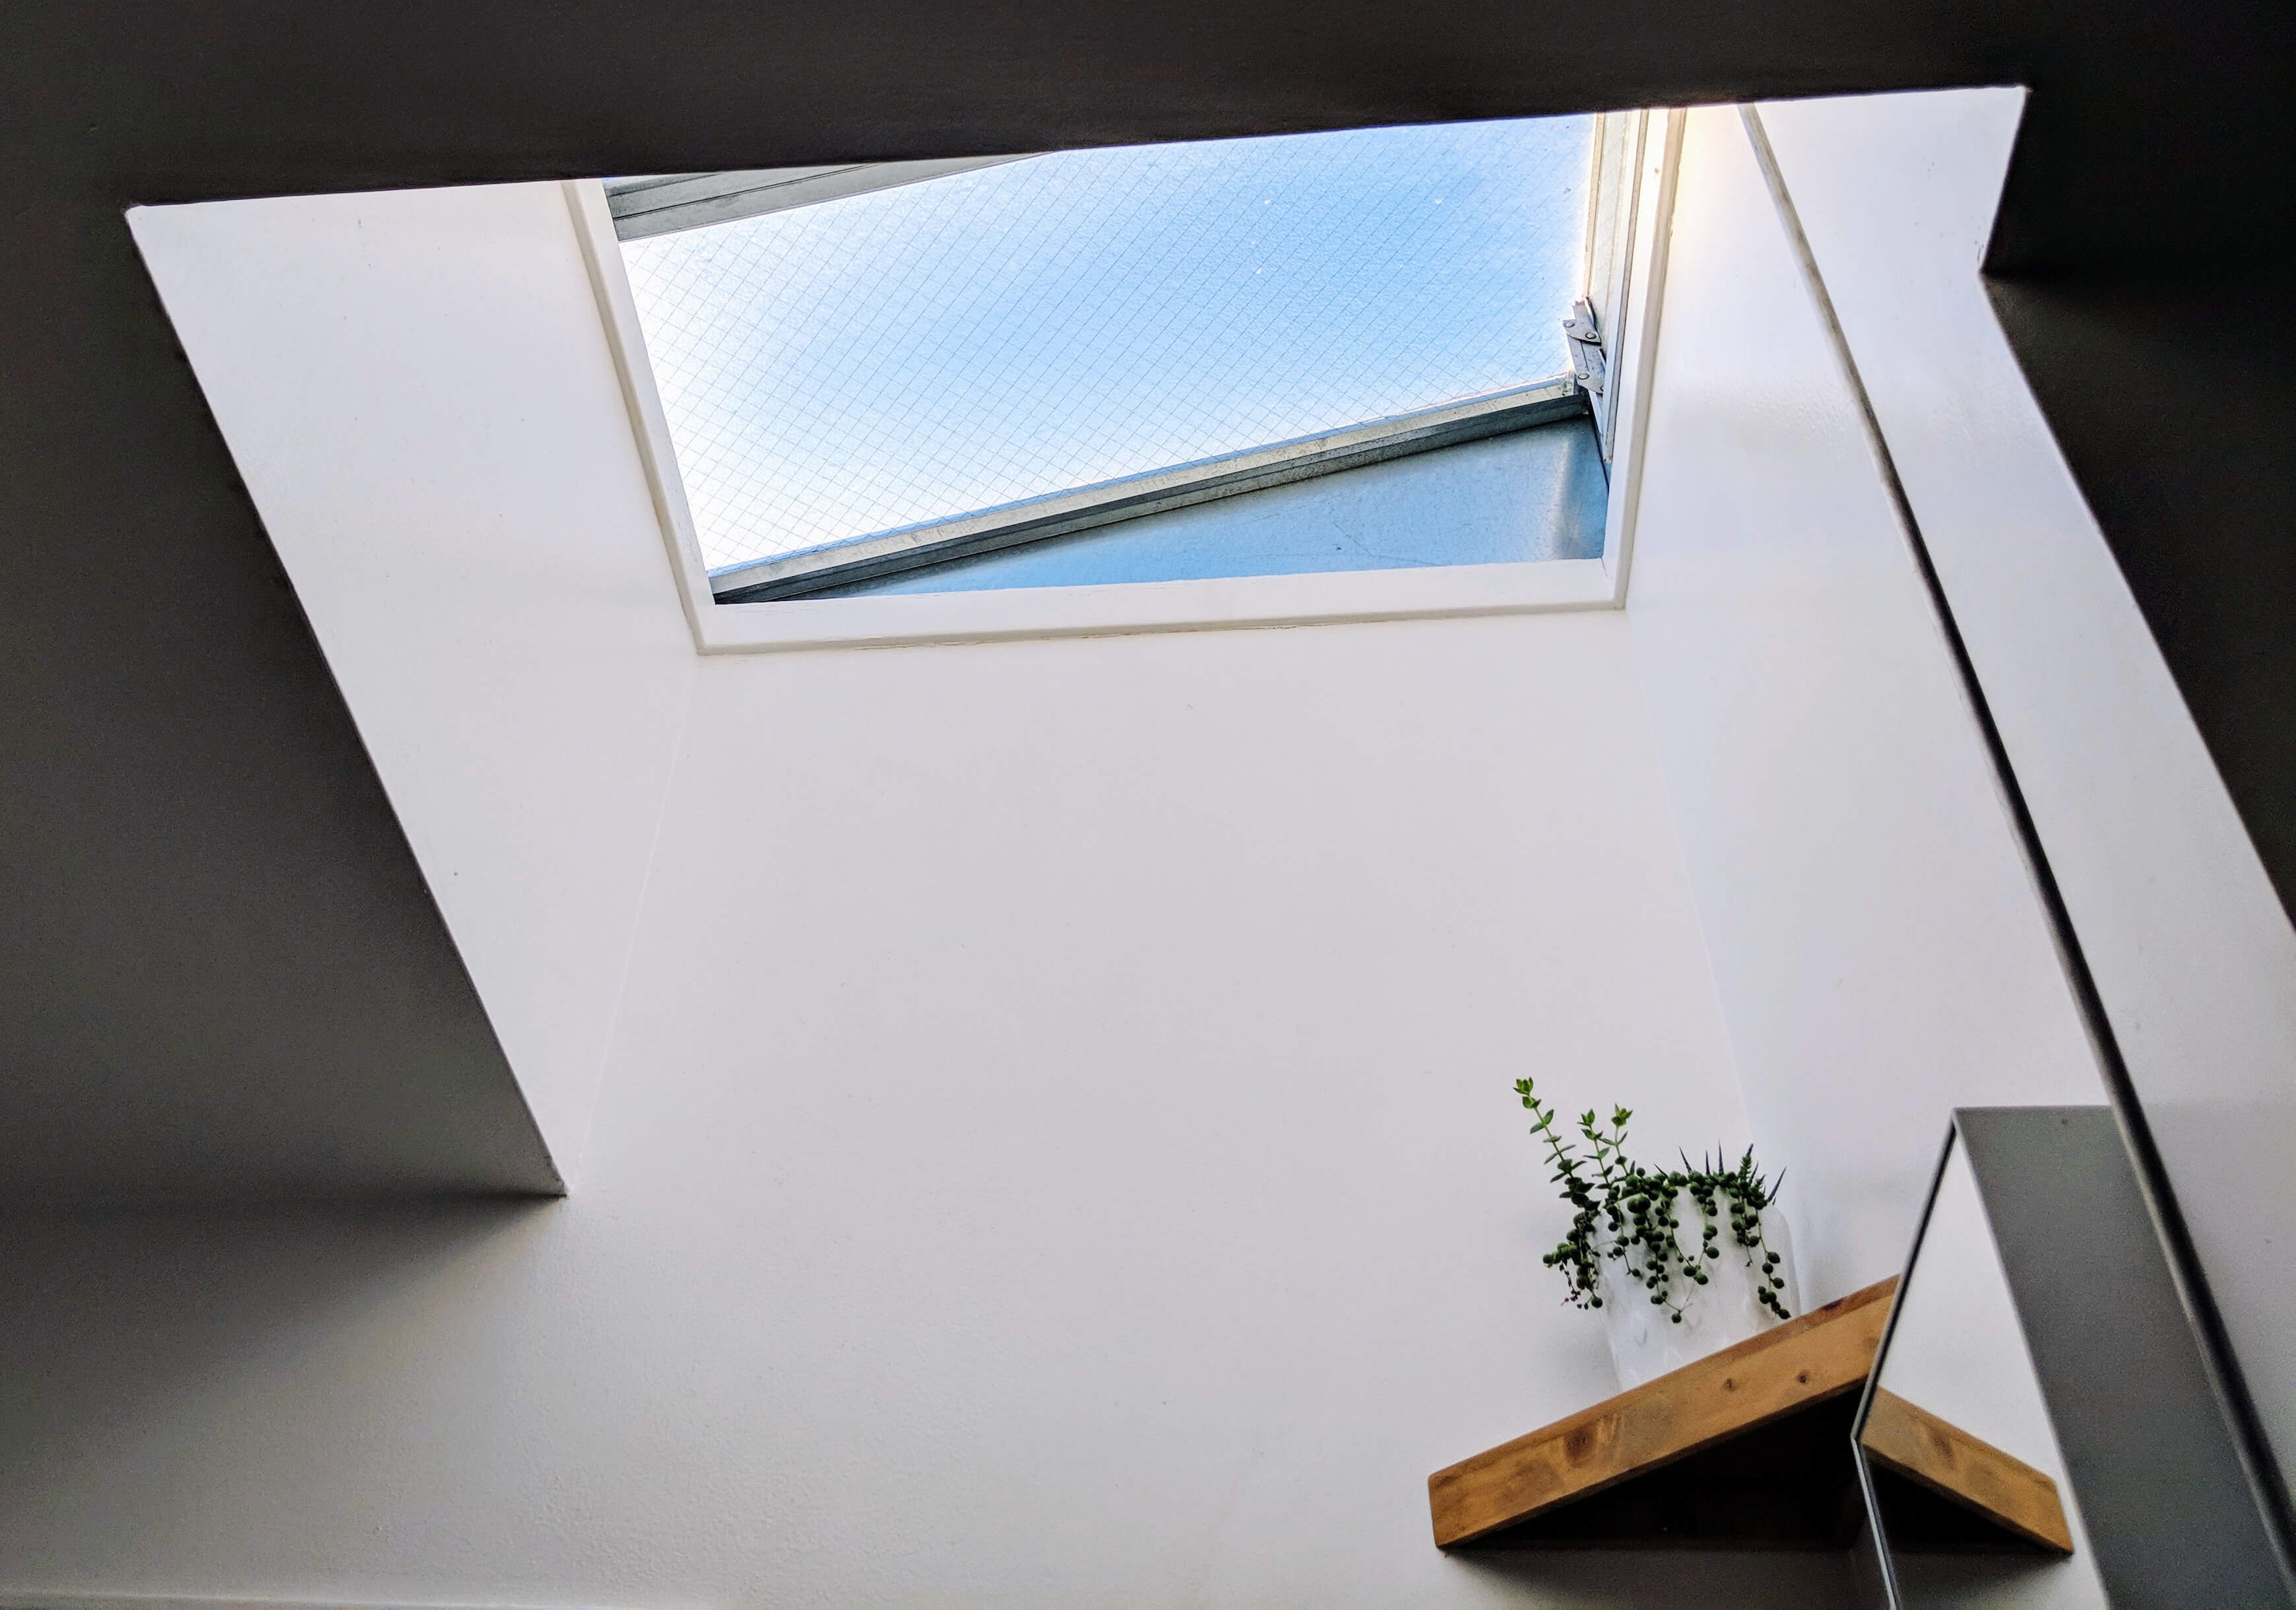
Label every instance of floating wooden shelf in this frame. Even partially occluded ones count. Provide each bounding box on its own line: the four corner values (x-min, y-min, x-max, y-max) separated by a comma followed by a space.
1428, 1279, 1897, 1550
1428, 1275, 2074, 1555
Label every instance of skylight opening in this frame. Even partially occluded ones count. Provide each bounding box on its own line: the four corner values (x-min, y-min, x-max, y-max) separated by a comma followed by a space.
609, 113, 1616, 603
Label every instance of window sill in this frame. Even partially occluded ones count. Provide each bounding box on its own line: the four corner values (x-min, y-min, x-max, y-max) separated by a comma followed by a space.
691, 555, 1620, 654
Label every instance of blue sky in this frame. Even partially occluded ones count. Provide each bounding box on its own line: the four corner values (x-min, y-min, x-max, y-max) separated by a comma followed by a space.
622, 115, 1594, 572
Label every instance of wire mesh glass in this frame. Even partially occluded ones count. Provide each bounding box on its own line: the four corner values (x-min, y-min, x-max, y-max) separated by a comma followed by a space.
620, 115, 1595, 573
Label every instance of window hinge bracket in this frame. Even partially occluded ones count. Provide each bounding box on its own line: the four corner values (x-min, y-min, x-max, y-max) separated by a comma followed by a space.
1564, 297, 1607, 399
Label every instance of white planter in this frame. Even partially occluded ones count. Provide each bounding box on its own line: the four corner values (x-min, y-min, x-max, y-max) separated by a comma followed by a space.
1595, 1195, 1799, 1390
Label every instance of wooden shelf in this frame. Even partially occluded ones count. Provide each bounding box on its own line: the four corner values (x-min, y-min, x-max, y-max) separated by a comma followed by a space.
1428, 1276, 2075, 1555
1429, 1279, 1896, 1549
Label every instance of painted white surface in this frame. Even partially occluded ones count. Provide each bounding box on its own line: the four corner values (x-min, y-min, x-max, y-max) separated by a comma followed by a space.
1760, 84, 2296, 1487
1620, 105, 2104, 1307
1880, 1142, 2106, 1607
701, 550, 1618, 652
128, 184, 701, 1180
12, 177, 1849, 1606
0, 611, 1848, 1608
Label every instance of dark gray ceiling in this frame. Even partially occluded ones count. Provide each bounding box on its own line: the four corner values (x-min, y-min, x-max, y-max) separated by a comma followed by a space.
1, 0, 2286, 1202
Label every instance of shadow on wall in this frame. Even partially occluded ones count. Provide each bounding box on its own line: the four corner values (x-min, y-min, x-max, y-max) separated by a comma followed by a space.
0, 1195, 1871, 1607
0, 1198, 557, 1555
1449, 1544, 1857, 1604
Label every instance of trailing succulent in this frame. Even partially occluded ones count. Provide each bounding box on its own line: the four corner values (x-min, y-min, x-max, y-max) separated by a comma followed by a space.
1514, 1078, 1791, 1324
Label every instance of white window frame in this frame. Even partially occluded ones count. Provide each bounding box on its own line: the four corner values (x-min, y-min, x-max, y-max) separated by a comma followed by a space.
567, 109, 1684, 655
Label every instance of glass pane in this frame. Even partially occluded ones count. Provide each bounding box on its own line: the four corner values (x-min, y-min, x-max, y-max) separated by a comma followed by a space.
620, 115, 1594, 573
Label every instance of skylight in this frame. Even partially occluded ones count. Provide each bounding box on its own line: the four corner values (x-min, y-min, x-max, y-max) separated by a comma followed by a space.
614, 114, 1601, 600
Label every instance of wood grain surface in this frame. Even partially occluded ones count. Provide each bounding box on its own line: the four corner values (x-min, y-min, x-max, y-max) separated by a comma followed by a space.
1861, 1387, 2074, 1555
1428, 1277, 1897, 1547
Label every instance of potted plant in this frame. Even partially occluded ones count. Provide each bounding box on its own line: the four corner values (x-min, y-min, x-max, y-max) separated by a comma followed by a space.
1514, 1078, 1799, 1389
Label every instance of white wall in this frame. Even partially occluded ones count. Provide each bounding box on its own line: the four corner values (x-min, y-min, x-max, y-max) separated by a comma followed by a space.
1759, 86, 2296, 1489
128, 184, 701, 1181
0, 612, 1832, 1608
11, 180, 1856, 1607
1621, 103, 2104, 1305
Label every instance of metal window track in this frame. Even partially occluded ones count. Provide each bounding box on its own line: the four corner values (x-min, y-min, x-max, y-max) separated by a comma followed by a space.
605, 158, 1036, 241
711, 376, 1587, 602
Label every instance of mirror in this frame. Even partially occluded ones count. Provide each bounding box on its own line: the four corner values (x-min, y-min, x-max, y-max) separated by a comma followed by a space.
1857, 1129, 2103, 1606
1856, 1107, 2289, 1609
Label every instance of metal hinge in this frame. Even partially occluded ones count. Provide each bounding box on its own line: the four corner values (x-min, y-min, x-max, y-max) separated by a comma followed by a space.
1564, 296, 1607, 399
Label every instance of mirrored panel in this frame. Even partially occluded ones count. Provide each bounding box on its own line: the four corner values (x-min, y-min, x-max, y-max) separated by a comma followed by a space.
1857, 1108, 2289, 1609
1859, 1130, 2104, 1607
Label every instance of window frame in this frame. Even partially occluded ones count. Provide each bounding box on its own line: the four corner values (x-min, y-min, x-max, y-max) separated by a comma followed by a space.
569, 108, 1684, 655
604, 157, 1036, 241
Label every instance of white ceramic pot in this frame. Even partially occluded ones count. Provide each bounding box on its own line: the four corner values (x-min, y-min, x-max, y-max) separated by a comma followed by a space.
1595, 1194, 1799, 1390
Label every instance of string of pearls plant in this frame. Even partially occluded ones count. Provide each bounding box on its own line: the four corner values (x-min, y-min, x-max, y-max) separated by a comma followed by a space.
1514, 1078, 1791, 1324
